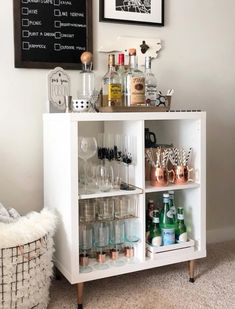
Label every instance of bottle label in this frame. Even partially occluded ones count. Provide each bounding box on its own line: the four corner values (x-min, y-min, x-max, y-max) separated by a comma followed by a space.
108, 84, 122, 100
170, 206, 176, 215
131, 77, 145, 105
167, 210, 173, 219
153, 217, 159, 223
145, 86, 157, 104
161, 228, 175, 245
177, 214, 184, 220
152, 236, 162, 247
177, 232, 188, 243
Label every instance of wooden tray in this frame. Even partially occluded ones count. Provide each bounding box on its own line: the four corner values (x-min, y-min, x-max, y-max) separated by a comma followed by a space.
98, 106, 170, 113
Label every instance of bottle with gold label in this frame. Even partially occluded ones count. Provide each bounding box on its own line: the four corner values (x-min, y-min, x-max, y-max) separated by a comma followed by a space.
101, 54, 122, 107
124, 48, 145, 106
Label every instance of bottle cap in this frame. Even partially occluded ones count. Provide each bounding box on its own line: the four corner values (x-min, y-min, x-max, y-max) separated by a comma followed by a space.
148, 199, 154, 203
108, 54, 115, 66
80, 51, 93, 64
168, 190, 174, 195
118, 53, 124, 65
163, 193, 169, 198
129, 48, 136, 56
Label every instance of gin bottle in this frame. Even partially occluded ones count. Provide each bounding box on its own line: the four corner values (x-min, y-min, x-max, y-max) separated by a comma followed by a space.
124, 48, 145, 106
145, 56, 157, 106
175, 207, 188, 243
102, 54, 122, 107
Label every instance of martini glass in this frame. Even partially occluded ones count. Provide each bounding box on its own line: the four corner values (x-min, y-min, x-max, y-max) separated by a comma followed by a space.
78, 137, 97, 194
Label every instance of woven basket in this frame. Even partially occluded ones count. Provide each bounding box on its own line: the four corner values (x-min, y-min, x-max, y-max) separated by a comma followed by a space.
0, 209, 56, 309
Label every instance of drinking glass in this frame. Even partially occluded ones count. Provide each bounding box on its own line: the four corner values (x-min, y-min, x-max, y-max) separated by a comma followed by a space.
96, 164, 114, 192
121, 135, 137, 191
96, 198, 114, 221
79, 223, 93, 273
79, 199, 96, 223
124, 218, 140, 261
109, 220, 126, 266
93, 221, 110, 270
78, 137, 97, 194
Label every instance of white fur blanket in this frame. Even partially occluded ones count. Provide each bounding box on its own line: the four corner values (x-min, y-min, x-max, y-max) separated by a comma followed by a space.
0, 208, 57, 249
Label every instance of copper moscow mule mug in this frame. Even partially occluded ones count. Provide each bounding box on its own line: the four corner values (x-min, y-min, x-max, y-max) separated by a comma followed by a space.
150, 166, 175, 187
174, 165, 194, 184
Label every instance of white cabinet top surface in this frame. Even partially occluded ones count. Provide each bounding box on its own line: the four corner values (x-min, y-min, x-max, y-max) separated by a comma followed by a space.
43, 111, 206, 122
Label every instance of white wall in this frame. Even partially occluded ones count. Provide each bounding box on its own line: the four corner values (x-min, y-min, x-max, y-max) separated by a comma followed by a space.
0, 1, 234, 234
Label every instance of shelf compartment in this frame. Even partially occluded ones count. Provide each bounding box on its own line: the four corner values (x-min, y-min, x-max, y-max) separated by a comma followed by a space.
146, 239, 195, 260
145, 182, 200, 193
79, 187, 143, 200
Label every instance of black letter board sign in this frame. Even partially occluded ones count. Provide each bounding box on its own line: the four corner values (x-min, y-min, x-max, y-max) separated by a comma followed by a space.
13, 0, 92, 69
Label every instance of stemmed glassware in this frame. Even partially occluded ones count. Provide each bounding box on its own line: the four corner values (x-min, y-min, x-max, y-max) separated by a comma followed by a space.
109, 220, 126, 266
78, 136, 97, 194
93, 221, 110, 270
79, 223, 93, 273
124, 218, 140, 262
120, 135, 137, 191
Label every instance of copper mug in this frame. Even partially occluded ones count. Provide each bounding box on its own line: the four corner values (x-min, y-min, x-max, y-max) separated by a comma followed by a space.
150, 166, 175, 187
174, 165, 194, 184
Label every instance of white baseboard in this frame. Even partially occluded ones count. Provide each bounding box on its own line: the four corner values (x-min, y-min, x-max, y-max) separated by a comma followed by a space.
206, 225, 235, 244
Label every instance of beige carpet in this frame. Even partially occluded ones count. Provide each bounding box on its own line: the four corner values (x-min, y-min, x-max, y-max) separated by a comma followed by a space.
48, 241, 235, 309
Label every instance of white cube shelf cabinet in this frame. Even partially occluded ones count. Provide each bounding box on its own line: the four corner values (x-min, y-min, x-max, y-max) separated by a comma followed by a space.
43, 111, 206, 308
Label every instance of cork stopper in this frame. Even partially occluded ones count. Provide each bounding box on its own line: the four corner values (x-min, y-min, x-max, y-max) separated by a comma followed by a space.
129, 48, 136, 56
80, 51, 93, 64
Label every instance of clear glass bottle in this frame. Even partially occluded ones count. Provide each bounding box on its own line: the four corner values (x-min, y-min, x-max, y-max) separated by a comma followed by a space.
175, 207, 188, 243
116, 53, 125, 106
148, 209, 162, 247
79, 51, 95, 98
102, 54, 122, 107
124, 48, 145, 106
160, 193, 175, 246
145, 56, 157, 106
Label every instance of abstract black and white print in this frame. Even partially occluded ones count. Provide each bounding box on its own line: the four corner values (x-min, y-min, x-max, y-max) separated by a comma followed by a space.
116, 0, 151, 14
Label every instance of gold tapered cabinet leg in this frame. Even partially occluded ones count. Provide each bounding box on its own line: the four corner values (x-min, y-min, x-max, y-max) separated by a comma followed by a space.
188, 260, 196, 283
77, 282, 84, 309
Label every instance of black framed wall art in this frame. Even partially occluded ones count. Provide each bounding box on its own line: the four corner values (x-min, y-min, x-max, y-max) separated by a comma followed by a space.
99, 0, 164, 27
13, 0, 93, 69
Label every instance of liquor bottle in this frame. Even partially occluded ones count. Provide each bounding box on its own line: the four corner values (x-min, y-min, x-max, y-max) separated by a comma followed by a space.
124, 48, 145, 106
117, 53, 126, 106
148, 209, 162, 247
175, 207, 188, 243
146, 199, 155, 240
144, 56, 157, 106
102, 54, 122, 107
160, 193, 175, 245
168, 190, 176, 224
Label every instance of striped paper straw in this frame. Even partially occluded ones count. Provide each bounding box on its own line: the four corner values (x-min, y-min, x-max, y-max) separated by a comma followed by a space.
186, 147, 192, 165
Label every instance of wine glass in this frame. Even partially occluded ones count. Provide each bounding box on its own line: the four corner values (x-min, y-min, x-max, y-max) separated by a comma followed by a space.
93, 221, 110, 270
79, 223, 93, 273
78, 137, 97, 194
124, 218, 140, 262
109, 220, 126, 266
121, 135, 137, 191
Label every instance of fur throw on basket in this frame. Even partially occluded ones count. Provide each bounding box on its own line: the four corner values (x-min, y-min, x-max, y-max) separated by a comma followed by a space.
0, 208, 57, 309
0, 208, 57, 249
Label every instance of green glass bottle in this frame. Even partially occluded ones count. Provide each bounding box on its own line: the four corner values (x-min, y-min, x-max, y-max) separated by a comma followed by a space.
175, 207, 187, 243
169, 190, 176, 224
148, 209, 162, 247
160, 193, 175, 245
